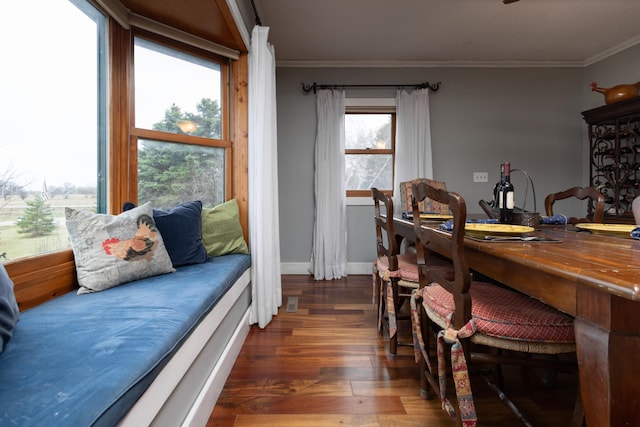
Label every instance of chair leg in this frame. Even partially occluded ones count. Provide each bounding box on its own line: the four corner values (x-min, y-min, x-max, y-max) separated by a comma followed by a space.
419, 356, 431, 399
377, 290, 385, 336
419, 304, 436, 400
376, 278, 398, 356
383, 279, 422, 357
373, 268, 381, 311
390, 280, 398, 355
374, 272, 384, 336
389, 329, 398, 355
418, 307, 434, 400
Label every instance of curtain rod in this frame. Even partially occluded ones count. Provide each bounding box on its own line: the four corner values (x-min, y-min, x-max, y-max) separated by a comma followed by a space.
249, 0, 262, 26
301, 81, 441, 94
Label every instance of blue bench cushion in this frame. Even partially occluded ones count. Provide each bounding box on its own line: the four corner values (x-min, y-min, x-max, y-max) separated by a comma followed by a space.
0, 253, 251, 427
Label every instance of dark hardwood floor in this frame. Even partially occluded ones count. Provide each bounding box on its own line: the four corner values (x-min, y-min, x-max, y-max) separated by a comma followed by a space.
208, 274, 578, 426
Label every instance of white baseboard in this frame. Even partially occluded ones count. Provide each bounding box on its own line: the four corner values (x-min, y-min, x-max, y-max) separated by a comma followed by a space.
280, 262, 372, 276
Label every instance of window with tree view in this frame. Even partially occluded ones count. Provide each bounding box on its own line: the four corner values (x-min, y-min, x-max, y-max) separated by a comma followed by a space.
0, 0, 106, 262
134, 36, 227, 210
345, 112, 395, 197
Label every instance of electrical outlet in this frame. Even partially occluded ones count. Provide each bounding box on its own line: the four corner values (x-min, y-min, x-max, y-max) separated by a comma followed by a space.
473, 172, 488, 183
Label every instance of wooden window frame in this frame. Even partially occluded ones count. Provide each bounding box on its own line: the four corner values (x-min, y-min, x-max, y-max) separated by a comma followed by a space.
3, 0, 108, 308
128, 30, 232, 203
345, 107, 396, 198
6, 9, 250, 311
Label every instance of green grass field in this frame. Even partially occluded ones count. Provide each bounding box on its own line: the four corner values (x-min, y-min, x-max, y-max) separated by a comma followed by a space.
0, 194, 96, 261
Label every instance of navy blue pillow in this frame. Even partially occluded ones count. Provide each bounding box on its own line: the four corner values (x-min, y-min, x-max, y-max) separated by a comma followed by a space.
0, 264, 20, 353
124, 201, 208, 267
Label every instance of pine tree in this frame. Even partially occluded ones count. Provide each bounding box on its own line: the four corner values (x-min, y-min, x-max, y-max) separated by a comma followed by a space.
16, 197, 56, 237
137, 98, 225, 209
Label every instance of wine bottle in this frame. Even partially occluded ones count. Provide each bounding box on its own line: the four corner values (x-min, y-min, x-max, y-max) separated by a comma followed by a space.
498, 161, 515, 223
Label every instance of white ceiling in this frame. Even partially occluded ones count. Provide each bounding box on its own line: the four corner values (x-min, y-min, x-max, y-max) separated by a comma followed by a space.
254, 0, 640, 67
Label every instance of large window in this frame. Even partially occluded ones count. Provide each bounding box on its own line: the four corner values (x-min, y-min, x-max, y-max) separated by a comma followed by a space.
345, 110, 396, 197
133, 36, 228, 210
0, 0, 107, 261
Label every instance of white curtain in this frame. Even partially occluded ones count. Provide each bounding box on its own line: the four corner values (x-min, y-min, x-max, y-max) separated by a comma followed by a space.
248, 25, 282, 328
308, 90, 348, 280
393, 88, 433, 214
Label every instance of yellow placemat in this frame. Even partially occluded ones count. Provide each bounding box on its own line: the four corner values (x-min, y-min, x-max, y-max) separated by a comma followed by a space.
575, 223, 635, 238
465, 223, 534, 238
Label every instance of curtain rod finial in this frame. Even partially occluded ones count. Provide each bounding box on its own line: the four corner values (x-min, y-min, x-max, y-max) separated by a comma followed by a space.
419, 81, 441, 92
302, 82, 317, 93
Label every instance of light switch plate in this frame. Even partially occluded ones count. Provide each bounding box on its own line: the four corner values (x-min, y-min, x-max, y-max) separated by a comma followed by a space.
473, 172, 488, 183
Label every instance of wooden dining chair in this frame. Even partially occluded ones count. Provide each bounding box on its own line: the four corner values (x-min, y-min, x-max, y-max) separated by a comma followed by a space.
398, 178, 449, 254
544, 186, 605, 224
371, 187, 453, 357
409, 181, 579, 426
399, 178, 449, 215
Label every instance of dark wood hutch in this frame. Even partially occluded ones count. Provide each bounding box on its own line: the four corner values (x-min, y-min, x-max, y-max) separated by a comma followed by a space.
583, 97, 640, 223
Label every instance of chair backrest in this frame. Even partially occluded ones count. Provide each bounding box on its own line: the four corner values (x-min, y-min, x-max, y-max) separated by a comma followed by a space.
411, 181, 471, 330
371, 188, 399, 269
399, 178, 449, 214
544, 186, 605, 224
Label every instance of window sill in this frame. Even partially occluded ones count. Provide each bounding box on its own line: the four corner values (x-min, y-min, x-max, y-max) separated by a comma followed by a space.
347, 197, 374, 206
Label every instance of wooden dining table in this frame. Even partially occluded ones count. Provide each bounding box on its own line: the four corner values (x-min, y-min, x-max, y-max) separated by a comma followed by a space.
393, 217, 640, 427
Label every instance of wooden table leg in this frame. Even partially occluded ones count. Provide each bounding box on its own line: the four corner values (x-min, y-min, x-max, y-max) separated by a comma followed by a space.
575, 290, 640, 427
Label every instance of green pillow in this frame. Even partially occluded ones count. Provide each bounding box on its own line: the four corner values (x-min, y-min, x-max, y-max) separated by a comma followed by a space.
201, 199, 249, 257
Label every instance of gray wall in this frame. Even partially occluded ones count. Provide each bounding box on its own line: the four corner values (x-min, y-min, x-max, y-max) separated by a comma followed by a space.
275, 47, 640, 273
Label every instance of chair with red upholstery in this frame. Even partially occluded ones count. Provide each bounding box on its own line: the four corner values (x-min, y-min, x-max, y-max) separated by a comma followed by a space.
371, 187, 453, 357
409, 181, 578, 426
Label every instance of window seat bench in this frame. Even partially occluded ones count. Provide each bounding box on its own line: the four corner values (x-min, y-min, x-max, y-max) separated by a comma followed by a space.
0, 253, 251, 427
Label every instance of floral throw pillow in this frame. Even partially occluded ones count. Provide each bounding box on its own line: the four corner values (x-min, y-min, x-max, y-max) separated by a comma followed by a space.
65, 202, 175, 294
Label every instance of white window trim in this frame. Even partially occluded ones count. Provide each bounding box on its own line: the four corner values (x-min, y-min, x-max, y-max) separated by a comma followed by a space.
347, 197, 374, 206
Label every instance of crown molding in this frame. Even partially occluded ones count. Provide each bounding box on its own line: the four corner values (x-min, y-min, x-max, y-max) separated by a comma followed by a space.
276, 59, 585, 69
584, 35, 640, 66
276, 34, 640, 69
